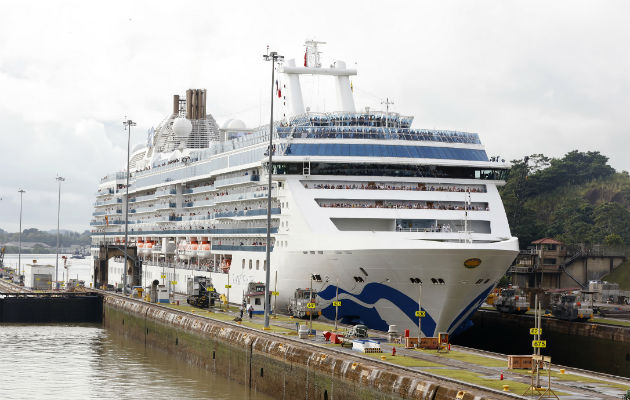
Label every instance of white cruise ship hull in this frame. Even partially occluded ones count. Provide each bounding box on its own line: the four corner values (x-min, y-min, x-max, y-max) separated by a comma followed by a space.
108, 236, 517, 335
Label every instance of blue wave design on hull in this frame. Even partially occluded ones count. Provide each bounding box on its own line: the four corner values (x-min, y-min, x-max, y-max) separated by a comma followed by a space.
447, 286, 494, 333
319, 283, 437, 336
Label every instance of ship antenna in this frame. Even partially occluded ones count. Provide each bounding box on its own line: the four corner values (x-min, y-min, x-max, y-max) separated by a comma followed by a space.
463, 188, 472, 243
380, 97, 394, 129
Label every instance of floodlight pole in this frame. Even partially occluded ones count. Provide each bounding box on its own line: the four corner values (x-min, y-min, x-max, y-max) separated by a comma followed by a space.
17, 189, 25, 277
262, 48, 283, 330
123, 118, 136, 295
55, 176, 65, 289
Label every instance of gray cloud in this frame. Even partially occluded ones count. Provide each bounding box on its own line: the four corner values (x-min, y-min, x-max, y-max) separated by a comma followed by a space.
0, 0, 628, 232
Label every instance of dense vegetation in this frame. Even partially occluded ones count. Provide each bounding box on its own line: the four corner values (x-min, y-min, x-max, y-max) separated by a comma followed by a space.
500, 151, 630, 248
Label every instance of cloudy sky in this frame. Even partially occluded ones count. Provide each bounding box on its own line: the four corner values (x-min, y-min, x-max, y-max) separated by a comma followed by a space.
0, 0, 628, 233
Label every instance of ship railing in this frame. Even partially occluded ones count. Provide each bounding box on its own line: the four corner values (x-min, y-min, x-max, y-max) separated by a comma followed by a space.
183, 185, 215, 195
214, 174, 260, 188
129, 206, 158, 214
395, 227, 455, 233
95, 188, 115, 197
281, 127, 480, 144
213, 188, 276, 204
154, 203, 177, 210
214, 207, 281, 219
210, 227, 278, 235
130, 193, 157, 203
211, 244, 273, 252
181, 215, 213, 222
155, 188, 177, 197
100, 172, 127, 183
92, 210, 122, 216
183, 199, 215, 208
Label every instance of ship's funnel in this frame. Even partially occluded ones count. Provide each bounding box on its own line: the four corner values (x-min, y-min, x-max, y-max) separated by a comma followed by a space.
186, 89, 207, 120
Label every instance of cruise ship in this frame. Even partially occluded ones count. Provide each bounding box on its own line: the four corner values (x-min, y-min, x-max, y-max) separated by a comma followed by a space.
91, 41, 519, 336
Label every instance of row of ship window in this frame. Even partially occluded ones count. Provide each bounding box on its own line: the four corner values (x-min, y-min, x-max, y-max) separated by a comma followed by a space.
284, 144, 488, 162
303, 181, 487, 193
317, 200, 488, 211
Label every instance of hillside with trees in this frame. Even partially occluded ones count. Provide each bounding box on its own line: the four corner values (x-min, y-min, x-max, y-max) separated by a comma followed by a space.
0, 228, 91, 254
500, 151, 630, 249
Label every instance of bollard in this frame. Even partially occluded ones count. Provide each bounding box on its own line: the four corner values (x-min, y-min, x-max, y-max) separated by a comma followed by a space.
392, 347, 396, 356
503, 385, 510, 392
176, 300, 180, 306
559, 369, 565, 374
500, 373, 504, 380
381, 355, 387, 360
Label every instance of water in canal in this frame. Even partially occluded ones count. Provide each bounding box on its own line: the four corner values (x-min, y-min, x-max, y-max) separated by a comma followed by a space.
0, 324, 272, 400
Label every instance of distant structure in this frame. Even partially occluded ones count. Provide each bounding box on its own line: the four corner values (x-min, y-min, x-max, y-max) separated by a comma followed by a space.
509, 238, 626, 289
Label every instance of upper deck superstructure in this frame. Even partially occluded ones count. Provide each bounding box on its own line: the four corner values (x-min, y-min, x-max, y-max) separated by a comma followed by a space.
91, 42, 518, 335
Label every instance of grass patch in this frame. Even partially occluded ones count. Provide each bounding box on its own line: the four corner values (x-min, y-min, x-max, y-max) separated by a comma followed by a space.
424, 368, 568, 395
512, 369, 629, 390
424, 368, 532, 393
602, 259, 630, 290
588, 317, 630, 327
420, 349, 506, 368
361, 352, 443, 367
161, 304, 295, 333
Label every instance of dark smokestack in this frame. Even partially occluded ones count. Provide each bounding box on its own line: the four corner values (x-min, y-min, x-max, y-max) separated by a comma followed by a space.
173, 94, 179, 115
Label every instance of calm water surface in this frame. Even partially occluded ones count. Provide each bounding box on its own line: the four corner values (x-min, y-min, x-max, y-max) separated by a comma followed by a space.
0, 324, 272, 400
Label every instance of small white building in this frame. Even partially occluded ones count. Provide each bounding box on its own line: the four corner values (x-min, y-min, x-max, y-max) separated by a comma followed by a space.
24, 262, 55, 290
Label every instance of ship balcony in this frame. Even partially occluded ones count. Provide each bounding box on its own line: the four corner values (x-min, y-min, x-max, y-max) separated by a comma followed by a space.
181, 215, 213, 222
92, 210, 122, 216
210, 227, 278, 235
211, 244, 273, 252
155, 189, 177, 197
155, 203, 177, 210
95, 188, 115, 197
214, 207, 281, 219
130, 193, 157, 203
214, 174, 260, 188
130, 206, 158, 214
154, 216, 183, 223
183, 199, 215, 208
90, 220, 124, 226
94, 198, 122, 207
213, 189, 276, 205
99, 172, 127, 183
183, 185, 216, 195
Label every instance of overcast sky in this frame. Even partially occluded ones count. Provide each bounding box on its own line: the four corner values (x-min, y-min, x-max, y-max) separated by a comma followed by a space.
0, 0, 628, 233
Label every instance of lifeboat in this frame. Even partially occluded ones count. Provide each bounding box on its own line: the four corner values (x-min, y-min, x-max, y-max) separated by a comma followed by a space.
197, 240, 211, 259
142, 240, 154, 256
185, 240, 199, 258
137, 239, 145, 250
177, 240, 189, 260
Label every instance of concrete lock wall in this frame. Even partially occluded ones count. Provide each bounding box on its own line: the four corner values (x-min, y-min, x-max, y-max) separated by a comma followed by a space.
561, 256, 625, 288
102, 295, 495, 400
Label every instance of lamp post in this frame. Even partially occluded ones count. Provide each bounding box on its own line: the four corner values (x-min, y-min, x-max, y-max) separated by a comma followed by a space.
411, 278, 423, 342
262, 48, 283, 330
123, 118, 136, 295
17, 189, 25, 277
55, 176, 65, 289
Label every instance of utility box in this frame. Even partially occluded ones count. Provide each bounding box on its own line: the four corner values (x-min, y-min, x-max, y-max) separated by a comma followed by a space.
157, 285, 169, 303
507, 355, 533, 369
24, 263, 54, 290
405, 337, 419, 349
419, 337, 439, 349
